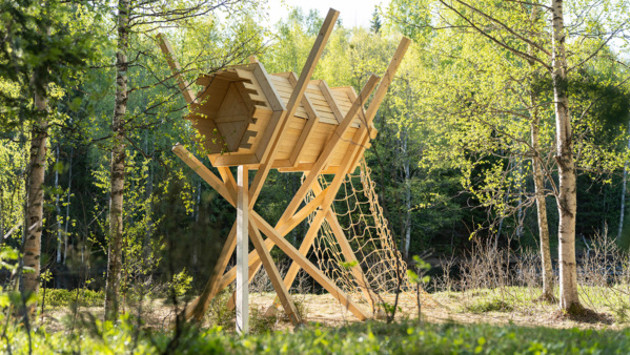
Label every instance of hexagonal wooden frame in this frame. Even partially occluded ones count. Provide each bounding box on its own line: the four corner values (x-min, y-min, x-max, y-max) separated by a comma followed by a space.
157, 9, 410, 326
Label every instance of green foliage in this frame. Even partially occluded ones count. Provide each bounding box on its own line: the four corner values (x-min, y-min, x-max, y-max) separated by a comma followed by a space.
4, 318, 630, 353
39, 288, 104, 308
465, 298, 514, 314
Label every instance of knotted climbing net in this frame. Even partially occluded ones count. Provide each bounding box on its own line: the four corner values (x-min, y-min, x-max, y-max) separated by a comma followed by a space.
308, 158, 411, 302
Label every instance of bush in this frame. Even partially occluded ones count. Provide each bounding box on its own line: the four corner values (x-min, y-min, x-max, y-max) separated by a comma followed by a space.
39, 288, 104, 308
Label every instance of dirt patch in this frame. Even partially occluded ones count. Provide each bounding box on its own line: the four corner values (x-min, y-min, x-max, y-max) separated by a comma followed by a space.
39, 291, 630, 333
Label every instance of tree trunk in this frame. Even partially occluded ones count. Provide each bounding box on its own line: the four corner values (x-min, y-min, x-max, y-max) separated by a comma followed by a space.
105, 0, 130, 321
21, 89, 49, 306
525, 4, 555, 302
617, 122, 630, 240
63, 146, 73, 265
550, 0, 581, 312
54, 145, 62, 264
531, 112, 554, 300
402, 128, 412, 259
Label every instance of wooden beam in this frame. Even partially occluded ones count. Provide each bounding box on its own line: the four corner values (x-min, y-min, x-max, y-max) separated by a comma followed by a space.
364, 37, 411, 125
173, 144, 234, 205
248, 8, 339, 207
156, 33, 196, 105
288, 72, 320, 166
236, 166, 249, 333
318, 81, 344, 124
324, 210, 376, 312
277, 75, 380, 226
184, 222, 237, 321
250, 212, 368, 320
248, 222, 302, 326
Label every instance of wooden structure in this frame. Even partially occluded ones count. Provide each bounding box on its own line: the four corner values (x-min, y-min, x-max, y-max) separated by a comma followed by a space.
158, 9, 410, 331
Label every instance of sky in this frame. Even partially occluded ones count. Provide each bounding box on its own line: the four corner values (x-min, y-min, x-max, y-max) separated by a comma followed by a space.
265, 0, 391, 29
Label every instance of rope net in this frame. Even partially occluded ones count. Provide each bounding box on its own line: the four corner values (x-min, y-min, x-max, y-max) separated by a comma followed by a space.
307, 158, 411, 303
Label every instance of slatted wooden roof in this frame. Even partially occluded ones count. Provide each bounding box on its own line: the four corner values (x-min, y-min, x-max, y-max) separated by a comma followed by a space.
186, 62, 370, 172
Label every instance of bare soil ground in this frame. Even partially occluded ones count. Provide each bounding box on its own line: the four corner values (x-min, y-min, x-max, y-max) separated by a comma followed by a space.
40, 290, 624, 333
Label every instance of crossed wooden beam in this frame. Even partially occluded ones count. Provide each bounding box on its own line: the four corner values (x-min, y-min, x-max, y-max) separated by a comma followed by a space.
158, 9, 410, 328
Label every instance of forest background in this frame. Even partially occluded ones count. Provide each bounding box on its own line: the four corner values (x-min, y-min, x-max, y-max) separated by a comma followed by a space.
1, 0, 630, 311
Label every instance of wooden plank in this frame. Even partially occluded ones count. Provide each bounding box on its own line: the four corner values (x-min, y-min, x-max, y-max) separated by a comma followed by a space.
276, 186, 330, 235
248, 8, 339, 207
276, 75, 380, 226
250, 210, 368, 320
184, 222, 237, 321
323, 208, 376, 310
236, 165, 249, 334
289, 72, 321, 166
213, 153, 259, 167
364, 37, 411, 124
318, 81, 344, 124
156, 33, 195, 104
248, 222, 302, 326
173, 145, 235, 205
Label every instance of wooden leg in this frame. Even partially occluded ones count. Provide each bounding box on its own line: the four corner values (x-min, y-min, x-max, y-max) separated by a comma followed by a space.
236, 165, 249, 334
225, 186, 330, 310
325, 209, 377, 312
184, 222, 237, 321
173, 145, 368, 321
250, 211, 368, 320
248, 221, 302, 326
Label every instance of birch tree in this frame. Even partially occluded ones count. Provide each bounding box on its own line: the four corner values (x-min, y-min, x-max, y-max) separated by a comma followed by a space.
388, 0, 630, 310
103, 0, 266, 320
0, 0, 98, 312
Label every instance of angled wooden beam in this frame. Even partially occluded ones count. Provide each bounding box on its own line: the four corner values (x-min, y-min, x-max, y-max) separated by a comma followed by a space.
276, 74, 380, 226
248, 222, 302, 326
184, 222, 237, 321
364, 37, 411, 125
319, 80, 344, 124
250, 212, 368, 320
173, 145, 367, 320
173, 144, 235, 205
156, 33, 196, 105
288, 72, 320, 166
248, 8, 340, 207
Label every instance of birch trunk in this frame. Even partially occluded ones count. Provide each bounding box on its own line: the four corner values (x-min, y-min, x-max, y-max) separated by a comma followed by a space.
617, 122, 630, 240
402, 128, 412, 259
104, 0, 130, 321
54, 146, 62, 263
21, 88, 49, 304
531, 112, 554, 300
63, 146, 73, 265
551, 0, 581, 311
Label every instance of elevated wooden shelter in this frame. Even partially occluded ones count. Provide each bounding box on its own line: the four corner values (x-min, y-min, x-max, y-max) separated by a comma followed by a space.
158, 8, 410, 332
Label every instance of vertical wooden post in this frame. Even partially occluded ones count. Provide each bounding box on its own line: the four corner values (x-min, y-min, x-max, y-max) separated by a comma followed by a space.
236, 165, 249, 333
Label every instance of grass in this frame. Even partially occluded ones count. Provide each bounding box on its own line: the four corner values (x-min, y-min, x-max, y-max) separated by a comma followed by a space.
38, 288, 104, 309
5, 317, 630, 354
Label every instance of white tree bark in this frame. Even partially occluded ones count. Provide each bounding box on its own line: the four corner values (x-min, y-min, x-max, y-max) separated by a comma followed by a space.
531, 113, 554, 300
21, 88, 49, 304
105, 0, 130, 321
551, 0, 581, 311
54, 145, 62, 263
617, 122, 630, 240
63, 146, 73, 265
